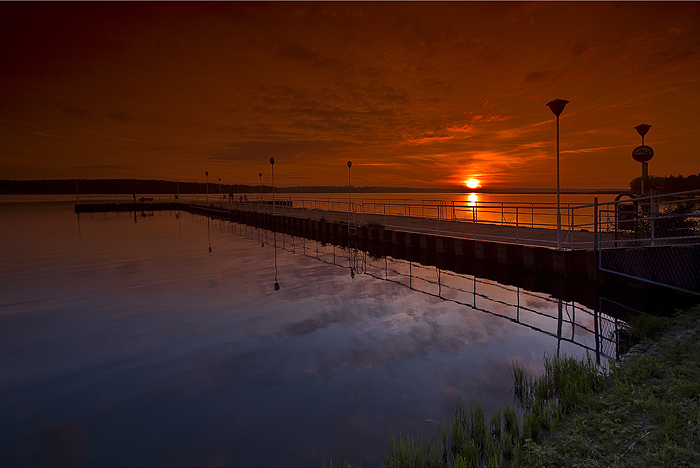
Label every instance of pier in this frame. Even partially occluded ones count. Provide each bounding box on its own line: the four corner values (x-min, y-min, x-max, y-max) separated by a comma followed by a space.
75, 190, 700, 295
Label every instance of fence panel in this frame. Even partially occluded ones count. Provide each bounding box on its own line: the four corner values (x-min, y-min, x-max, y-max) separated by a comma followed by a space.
597, 190, 700, 295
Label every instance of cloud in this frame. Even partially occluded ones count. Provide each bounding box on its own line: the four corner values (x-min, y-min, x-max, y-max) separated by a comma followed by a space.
275, 44, 322, 62
56, 104, 100, 123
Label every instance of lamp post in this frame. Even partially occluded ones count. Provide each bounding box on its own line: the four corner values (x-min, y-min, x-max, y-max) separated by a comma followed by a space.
259, 172, 262, 196
347, 160, 353, 222
347, 160, 353, 202
633, 124, 653, 196
218, 177, 221, 196
269, 157, 275, 215
205, 170, 209, 203
546, 98, 569, 250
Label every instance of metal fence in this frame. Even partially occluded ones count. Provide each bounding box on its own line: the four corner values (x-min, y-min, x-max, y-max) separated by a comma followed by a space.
597, 189, 700, 295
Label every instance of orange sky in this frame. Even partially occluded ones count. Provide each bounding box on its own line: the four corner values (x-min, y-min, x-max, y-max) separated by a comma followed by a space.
1, 2, 699, 189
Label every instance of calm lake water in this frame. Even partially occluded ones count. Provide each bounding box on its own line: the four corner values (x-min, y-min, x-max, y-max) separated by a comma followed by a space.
0, 198, 627, 466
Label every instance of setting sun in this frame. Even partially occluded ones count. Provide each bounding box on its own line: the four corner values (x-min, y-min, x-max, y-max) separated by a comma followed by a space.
465, 178, 481, 189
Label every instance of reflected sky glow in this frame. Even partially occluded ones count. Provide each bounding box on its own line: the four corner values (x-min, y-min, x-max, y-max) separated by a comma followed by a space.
0, 202, 619, 466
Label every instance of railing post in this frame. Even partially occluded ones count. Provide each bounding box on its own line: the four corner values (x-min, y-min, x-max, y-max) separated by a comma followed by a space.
593, 197, 599, 251
650, 197, 656, 246
406, 203, 411, 232
570, 207, 574, 250
436, 201, 440, 235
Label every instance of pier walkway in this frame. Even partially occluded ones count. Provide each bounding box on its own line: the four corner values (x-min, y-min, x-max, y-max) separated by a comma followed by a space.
75, 190, 700, 294
221, 202, 596, 250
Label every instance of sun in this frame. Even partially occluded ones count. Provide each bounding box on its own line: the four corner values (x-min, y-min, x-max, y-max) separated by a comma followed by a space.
465, 178, 481, 189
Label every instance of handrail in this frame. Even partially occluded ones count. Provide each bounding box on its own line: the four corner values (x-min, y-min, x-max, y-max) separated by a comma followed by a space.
77, 189, 700, 251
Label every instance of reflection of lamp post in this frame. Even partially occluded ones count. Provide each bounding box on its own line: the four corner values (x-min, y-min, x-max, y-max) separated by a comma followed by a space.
205, 170, 209, 202
546, 98, 569, 250
633, 124, 653, 196
269, 157, 276, 215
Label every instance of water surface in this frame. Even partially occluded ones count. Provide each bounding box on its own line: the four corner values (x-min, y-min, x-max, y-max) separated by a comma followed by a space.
0, 200, 619, 466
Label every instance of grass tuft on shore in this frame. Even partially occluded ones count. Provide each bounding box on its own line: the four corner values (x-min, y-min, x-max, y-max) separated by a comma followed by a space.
330, 305, 700, 468
385, 306, 699, 468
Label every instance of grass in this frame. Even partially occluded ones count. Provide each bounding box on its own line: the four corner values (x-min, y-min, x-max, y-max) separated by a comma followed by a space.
330, 304, 700, 468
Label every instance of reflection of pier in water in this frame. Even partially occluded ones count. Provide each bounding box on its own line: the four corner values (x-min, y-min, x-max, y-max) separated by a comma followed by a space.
203, 216, 634, 363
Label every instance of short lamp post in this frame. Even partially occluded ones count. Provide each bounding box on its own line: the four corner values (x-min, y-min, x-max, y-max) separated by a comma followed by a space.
269, 157, 276, 215
633, 124, 653, 196
546, 98, 569, 251
347, 160, 353, 201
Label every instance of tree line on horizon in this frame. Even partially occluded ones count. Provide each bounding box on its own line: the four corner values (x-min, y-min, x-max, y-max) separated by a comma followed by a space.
0, 179, 451, 195
629, 173, 700, 195
1, 174, 699, 195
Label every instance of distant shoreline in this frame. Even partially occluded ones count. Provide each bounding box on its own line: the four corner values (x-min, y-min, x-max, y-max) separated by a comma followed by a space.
0, 179, 628, 195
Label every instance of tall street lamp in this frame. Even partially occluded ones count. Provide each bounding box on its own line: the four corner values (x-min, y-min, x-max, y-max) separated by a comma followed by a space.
546, 98, 569, 250
205, 170, 209, 203
218, 177, 221, 195
633, 124, 653, 196
259, 172, 263, 196
269, 157, 276, 215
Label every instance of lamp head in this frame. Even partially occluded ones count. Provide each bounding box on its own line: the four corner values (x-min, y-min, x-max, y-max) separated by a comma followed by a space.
546, 99, 569, 117
634, 124, 652, 138
269, 157, 275, 165
347, 160, 352, 168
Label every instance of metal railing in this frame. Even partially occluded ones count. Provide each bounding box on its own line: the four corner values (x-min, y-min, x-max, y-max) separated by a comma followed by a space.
78, 190, 700, 254
188, 195, 602, 250
597, 189, 700, 248
76, 194, 179, 204
596, 189, 700, 295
